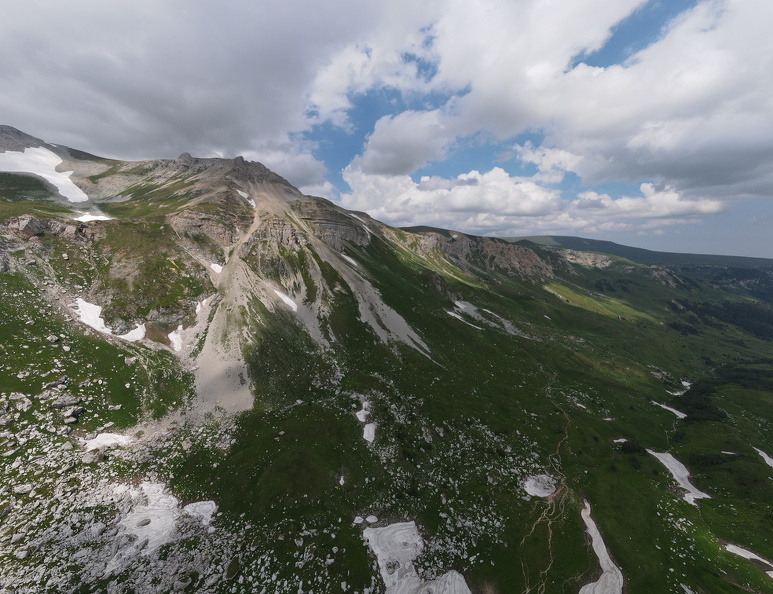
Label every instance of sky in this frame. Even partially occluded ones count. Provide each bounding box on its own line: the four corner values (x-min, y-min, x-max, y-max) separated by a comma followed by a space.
1, 0, 772, 257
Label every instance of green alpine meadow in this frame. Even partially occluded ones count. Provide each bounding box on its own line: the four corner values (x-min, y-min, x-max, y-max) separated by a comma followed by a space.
1, 125, 773, 593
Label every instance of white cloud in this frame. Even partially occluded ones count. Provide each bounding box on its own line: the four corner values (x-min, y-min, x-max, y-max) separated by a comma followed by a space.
243, 141, 327, 189
353, 109, 451, 175
341, 166, 723, 236
571, 184, 724, 219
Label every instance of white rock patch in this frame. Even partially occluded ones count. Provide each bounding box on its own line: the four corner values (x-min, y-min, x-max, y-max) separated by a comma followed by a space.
579, 500, 624, 594
647, 450, 711, 506
0, 146, 89, 202
363, 521, 472, 594
522, 474, 556, 498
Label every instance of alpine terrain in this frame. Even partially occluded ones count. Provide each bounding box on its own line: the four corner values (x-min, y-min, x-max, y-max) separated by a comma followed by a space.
1, 124, 773, 593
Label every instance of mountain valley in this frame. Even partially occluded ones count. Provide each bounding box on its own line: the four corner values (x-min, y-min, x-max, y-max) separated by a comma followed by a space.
1, 125, 773, 593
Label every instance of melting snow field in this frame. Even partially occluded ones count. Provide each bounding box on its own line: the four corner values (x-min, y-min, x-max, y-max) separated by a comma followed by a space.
83, 432, 134, 451
341, 253, 358, 267
236, 189, 256, 207
652, 401, 687, 419
168, 324, 184, 352
0, 146, 89, 202
725, 544, 773, 578
75, 298, 146, 342
273, 289, 298, 312
647, 450, 711, 506
355, 401, 376, 443
446, 310, 482, 329
363, 522, 472, 594
74, 212, 112, 222
579, 501, 624, 594
105, 482, 219, 577
522, 474, 556, 497
754, 447, 773, 470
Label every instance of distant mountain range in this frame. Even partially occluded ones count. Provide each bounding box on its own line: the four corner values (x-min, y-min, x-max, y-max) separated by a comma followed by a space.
2, 125, 773, 593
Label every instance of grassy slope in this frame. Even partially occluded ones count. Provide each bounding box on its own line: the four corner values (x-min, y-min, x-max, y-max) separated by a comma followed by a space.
165, 229, 773, 592
2, 183, 772, 591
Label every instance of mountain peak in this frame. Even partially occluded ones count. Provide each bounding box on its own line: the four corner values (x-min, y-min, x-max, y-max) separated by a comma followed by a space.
0, 125, 47, 151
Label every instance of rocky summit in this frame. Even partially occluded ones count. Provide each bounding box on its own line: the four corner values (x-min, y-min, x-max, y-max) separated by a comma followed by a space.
1, 125, 773, 593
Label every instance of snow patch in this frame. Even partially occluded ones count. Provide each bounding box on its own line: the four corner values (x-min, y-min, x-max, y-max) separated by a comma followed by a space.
273, 289, 298, 312
725, 544, 773, 578
579, 500, 624, 594
341, 253, 358, 267
522, 474, 556, 498
74, 212, 112, 222
75, 299, 144, 342
355, 401, 376, 443
209, 263, 223, 274
117, 324, 146, 342
0, 146, 89, 202
647, 450, 711, 506
183, 501, 217, 526
446, 310, 482, 329
754, 447, 773, 470
236, 189, 256, 208
83, 433, 134, 451
363, 522, 472, 594
652, 401, 687, 419
349, 213, 372, 235
355, 401, 370, 423
168, 325, 184, 352
613, 438, 628, 444
75, 298, 112, 334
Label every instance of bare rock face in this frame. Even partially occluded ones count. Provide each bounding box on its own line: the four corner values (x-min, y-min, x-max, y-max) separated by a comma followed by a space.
405, 229, 555, 279
292, 200, 371, 251
15, 216, 47, 239
3, 216, 94, 242
168, 210, 241, 247
0, 125, 46, 152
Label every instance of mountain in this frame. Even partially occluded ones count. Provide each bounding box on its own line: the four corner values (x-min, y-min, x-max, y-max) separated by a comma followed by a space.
2, 125, 773, 593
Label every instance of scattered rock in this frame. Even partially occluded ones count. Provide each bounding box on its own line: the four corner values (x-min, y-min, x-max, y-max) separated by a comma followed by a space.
63, 406, 85, 418
81, 451, 105, 464
49, 394, 81, 409
12, 484, 33, 495
47, 334, 60, 343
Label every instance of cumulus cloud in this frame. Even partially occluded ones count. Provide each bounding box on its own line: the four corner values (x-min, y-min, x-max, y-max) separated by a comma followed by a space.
0, 0, 376, 187
341, 166, 722, 236
2, 0, 771, 248
352, 109, 451, 175
341, 166, 561, 231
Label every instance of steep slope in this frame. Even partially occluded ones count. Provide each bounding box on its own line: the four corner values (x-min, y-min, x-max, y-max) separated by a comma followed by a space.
2, 127, 773, 593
